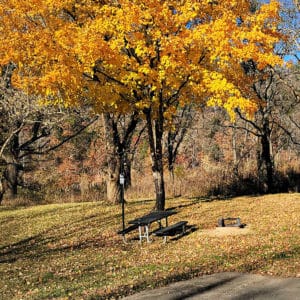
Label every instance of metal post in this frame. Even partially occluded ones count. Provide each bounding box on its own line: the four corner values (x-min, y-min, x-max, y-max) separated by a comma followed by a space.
120, 173, 125, 232
120, 151, 126, 234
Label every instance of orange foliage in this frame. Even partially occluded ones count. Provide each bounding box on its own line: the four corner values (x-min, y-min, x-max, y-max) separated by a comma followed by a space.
0, 0, 283, 119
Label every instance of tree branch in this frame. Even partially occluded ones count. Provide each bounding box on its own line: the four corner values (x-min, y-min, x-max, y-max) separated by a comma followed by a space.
235, 108, 262, 134
26, 116, 99, 155
166, 76, 190, 107
0, 121, 25, 161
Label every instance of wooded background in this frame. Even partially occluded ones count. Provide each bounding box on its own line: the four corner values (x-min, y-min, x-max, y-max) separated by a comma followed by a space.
0, 0, 299, 206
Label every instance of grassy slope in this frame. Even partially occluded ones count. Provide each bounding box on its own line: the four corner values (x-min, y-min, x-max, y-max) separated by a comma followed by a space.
0, 194, 299, 299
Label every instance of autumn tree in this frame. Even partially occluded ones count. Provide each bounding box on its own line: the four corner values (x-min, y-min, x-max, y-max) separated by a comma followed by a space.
0, 0, 283, 209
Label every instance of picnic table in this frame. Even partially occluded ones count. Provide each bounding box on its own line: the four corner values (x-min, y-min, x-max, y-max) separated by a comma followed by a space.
128, 210, 177, 242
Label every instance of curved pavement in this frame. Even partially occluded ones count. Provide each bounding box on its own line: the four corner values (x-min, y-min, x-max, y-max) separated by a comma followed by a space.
123, 272, 300, 300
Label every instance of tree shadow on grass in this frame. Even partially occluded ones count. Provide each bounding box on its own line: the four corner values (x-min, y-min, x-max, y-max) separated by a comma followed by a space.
166, 198, 210, 212
168, 224, 198, 242
0, 232, 110, 264
0, 213, 117, 264
128, 198, 155, 205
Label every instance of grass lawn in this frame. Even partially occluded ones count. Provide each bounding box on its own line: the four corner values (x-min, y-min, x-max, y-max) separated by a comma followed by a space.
0, 194, 299, 299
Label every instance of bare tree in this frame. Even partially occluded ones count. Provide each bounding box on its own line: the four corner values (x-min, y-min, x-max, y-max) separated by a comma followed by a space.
234, 65, 300, 193
165, 104, 195, 196
0, 65, 97, 202
277, 0, 300, 62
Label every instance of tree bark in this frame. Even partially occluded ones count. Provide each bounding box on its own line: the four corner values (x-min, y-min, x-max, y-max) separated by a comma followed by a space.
106, 169, 121, 203
5, 162, 18, 199
257, 119, 274, 193
232, 123, 239, 177
0, 176, 5, 204
102, 112, 139, 203
123, 154, 132, 189
144, 101, 166, 211
103, 113, 121, 204
4, 129, 20, 199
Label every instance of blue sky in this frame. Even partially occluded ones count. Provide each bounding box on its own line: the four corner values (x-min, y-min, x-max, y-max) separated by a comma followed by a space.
260, 0, 299, 63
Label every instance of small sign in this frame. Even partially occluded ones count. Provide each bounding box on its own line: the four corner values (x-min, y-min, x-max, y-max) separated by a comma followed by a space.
120, 174, 125, 185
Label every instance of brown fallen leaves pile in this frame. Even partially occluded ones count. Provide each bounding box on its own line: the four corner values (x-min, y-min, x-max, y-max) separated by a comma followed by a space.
0, 193, 299, 299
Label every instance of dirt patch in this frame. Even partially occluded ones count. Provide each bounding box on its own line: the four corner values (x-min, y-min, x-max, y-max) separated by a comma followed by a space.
200, 226, 251, 237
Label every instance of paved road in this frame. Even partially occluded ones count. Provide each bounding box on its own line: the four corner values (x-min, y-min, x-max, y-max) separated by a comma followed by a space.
123, 272, 300, 300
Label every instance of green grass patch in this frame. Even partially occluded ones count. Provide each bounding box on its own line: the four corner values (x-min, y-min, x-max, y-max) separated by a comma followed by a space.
0, 194, 299, 299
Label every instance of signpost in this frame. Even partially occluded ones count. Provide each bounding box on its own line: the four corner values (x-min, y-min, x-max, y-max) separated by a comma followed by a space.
120, 173, 125, 232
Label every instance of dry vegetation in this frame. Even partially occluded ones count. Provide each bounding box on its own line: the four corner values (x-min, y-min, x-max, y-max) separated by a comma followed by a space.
0, 193, 299, 299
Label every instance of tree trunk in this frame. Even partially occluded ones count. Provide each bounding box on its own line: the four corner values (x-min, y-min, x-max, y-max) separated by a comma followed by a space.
167, 133, 176, 197
103, 113, 121, 204
106, 169, 121, 204
5, 162, 18, 199
153, 165, 165, 210
124, 155, 132, 189
4, 129, 20, 199
232, 123, 239, 177
102, 112, 139, 203
257, 119, 274, 193
261, 136, 274, 193
0, 177, 5, 204
144, 102, 166, 211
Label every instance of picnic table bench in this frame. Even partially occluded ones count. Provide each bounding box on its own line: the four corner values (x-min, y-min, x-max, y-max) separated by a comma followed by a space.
117, 210, 190, 243
117, 224, 139, 243
154, 221, 188, 243
128, 210, 177, 242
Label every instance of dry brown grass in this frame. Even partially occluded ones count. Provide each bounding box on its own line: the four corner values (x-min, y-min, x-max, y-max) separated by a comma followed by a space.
0, 193, 299, 299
